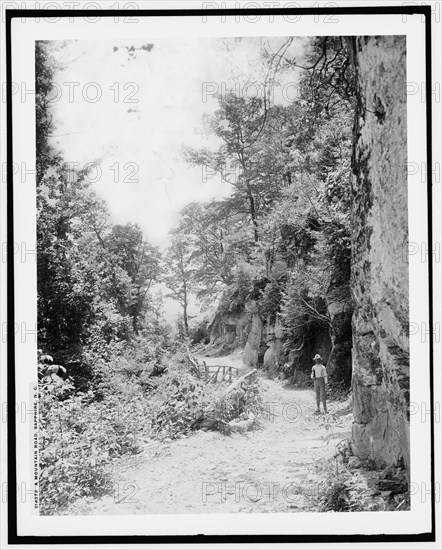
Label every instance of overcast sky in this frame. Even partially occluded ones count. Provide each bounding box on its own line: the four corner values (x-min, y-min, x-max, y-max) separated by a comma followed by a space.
47, 36, 304, 323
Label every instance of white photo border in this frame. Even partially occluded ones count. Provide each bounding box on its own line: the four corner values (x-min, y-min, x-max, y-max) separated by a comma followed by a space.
6, 2, 436, 543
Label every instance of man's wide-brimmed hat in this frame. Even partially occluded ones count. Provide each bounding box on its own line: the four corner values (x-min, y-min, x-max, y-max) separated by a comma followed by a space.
313, 354, 321, 360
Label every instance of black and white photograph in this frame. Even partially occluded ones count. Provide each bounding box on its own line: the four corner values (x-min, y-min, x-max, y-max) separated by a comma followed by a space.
3, 2, 440, 545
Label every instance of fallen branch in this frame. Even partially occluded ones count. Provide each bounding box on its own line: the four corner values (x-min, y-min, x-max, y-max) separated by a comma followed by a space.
222, 369, 257, 397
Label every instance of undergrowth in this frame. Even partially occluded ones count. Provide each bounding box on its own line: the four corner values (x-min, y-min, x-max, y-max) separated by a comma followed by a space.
312, 420, 409, 512
38, 346, 262, 514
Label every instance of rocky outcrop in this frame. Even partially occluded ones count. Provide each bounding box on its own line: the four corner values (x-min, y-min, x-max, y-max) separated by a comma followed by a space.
208, 310, 249, 348
242, 299, 263, 368
263, 319, 284, 375
349, 36, 409, 472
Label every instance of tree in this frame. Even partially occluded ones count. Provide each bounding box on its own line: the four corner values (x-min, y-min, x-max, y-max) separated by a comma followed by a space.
183, 93, 272, 243
275, 36, 355, 120
36, 41, 162, 382
164, 232, 194, 336
36, 41, 62, 186
104, 224, 161, 334
174, 37, 355, 385
174, 201, 246, 304
36, 162, 106, 359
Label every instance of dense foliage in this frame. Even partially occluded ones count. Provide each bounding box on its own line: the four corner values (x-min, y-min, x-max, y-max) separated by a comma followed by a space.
36, 42, 171, 512
178, 37, 354, 382
36, 42, 164, 388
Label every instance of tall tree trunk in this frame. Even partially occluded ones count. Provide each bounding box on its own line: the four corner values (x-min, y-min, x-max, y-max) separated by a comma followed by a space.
245, 180, 259, 242
183, 281, 189, 336
348, 36, 409, 475
240, 154, 259, 243
132, 312, 139, 334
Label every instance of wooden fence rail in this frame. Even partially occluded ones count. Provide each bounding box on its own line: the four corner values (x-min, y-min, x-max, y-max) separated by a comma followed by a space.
186, 347, 246, 385
200, 362, 241, 384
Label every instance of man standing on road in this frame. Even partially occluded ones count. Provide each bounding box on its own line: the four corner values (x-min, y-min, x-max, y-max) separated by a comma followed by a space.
311, 354, 328, 414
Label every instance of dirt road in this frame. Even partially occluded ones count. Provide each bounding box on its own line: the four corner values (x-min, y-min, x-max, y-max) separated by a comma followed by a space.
66, 360, 351, 515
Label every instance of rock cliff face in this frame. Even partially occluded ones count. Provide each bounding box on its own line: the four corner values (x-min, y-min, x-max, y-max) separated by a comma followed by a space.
263, 319, 284, 375
208, 298, 337, 375
349, 36, 409, 472
242, 299, 263, 368
208, 310, 248, 348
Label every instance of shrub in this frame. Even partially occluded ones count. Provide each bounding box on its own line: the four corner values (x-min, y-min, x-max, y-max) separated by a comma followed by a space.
39, 377, 109, 514
150, 367, 208, 439
39, 354, 149, 515
150, 359, 264, 438
205, 381, 264, 425
315, 467, 388, 512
